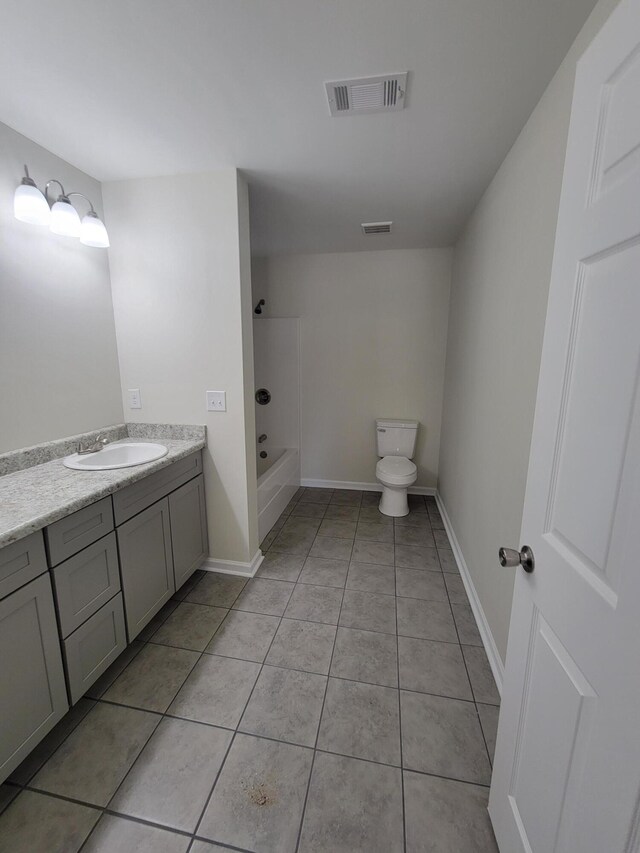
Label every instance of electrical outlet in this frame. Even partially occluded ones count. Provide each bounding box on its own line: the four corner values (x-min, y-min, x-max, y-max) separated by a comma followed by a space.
128, 388, 142, 409
206, 391, 226, 412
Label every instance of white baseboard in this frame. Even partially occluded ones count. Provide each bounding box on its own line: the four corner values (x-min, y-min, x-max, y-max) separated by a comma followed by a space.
436, 493, 504, 696
202, 550, 264, 578
301, 477, 436, 496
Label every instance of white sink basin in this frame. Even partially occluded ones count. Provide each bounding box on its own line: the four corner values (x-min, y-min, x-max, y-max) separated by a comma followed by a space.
63, 442, 168, 471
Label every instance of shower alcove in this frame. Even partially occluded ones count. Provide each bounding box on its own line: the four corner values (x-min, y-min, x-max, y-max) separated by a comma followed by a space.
253, 317, 300, 542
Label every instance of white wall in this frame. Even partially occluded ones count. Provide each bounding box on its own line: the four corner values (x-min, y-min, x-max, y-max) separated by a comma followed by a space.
438, 0, 621, 664
0, 122, 123, 452
253, 249, 452, 488
103, 170, 259, 565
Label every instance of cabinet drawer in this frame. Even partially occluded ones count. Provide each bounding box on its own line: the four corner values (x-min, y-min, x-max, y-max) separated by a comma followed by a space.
0, 531, 48, 600
46, 497, 114, 567
0, 573, 68, 781
63, 593, 126, 705
52, 532, 121, 638
113, 451, 202, 524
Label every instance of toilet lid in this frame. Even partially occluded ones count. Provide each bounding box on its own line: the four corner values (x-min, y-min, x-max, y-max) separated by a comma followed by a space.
377, 456, 417, 477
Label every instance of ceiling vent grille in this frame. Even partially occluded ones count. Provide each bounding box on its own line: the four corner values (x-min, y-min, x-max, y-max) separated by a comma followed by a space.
361, 221, 393, 235
326, 73, 407, 117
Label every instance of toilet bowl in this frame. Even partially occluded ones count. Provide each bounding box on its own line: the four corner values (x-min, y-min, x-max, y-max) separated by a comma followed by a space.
376, 456, 417, 517
375, 419, 419, 517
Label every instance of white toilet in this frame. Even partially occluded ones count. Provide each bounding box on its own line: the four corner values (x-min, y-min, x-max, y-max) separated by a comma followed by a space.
375, 419, 419, 517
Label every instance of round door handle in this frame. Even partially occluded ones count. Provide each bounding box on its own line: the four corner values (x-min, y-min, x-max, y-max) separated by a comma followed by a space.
255, 388, 271, 405
499, 546, 535, 573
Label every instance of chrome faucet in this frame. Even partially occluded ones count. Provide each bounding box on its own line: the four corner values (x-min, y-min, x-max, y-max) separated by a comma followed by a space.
258, 434, 268, 444
77, 434, 109, 455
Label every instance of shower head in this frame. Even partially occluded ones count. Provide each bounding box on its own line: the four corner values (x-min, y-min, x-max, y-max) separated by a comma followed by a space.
254, 299, 265, 315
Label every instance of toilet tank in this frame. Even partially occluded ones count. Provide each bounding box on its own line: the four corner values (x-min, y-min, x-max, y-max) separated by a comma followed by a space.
376, 419, 419, 458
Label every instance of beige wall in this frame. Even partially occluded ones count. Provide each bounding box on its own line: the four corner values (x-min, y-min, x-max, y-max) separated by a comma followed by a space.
0, 122, 123, 452
103, 170, 258, 565
438, 0, 621, 664
253, 249, 452, 488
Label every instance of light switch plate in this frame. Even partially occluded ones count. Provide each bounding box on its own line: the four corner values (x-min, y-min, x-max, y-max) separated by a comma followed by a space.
206, 391, 226, 412
128, 388, 142, 409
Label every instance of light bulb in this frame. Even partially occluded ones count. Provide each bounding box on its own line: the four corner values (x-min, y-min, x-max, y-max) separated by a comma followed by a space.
80, 211, 110, 247
14, 180, 50, 226
50, 197, 81, 238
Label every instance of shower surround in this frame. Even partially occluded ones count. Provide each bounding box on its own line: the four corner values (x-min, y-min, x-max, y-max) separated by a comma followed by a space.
253, 317, 300, 541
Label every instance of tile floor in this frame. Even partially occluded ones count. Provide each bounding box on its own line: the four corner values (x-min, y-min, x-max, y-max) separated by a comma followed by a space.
0, 488, 500, 853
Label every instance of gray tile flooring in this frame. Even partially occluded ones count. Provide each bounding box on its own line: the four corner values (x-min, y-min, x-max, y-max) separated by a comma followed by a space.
0, 488, 499, 852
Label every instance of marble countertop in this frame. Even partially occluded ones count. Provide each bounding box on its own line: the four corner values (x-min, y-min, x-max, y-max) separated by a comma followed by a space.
0, 436, 206, 549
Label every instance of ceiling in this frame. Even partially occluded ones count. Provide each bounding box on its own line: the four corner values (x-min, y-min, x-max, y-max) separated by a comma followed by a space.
0, 0, 597, 255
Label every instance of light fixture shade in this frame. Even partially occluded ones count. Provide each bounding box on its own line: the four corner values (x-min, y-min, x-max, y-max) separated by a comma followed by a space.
14, 182, 51, 226
50, 198, 81, 237
80, 212, 110, 247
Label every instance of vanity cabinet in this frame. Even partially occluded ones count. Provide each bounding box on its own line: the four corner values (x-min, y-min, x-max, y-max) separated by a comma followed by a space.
117, 497, 175, 640
0, 448, 206, 783
0, 572, 68, 780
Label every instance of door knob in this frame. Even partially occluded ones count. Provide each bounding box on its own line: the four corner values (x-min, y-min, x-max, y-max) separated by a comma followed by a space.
499, 546, 535, 573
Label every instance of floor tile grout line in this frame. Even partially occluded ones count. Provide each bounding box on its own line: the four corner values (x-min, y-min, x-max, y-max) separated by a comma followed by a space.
294, 571, 346, 853
161, 572, 286, 836
20, 735, 491, 821
190, 573, 300, 846
20, 775, 252, 853
188, 834, 253, 853
20, 784, 106, 813
6, 697, 99, 790
187, 726, 238, 845
92, 667, 493, 725
394, 531, 408, 853
83, 570, 251, 846
437, 529, 496, 771
87, 807, 197, 846
217, 587, 476, 646
19, 780, 229, 853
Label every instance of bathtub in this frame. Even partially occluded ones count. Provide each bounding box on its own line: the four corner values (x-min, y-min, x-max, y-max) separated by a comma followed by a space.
257, 447, 300, 543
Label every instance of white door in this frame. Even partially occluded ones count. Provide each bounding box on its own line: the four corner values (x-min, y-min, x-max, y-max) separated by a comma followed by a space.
488, 0, 640, 850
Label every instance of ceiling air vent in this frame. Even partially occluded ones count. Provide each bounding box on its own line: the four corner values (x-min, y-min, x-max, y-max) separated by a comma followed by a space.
362, 221, 393, 235
325, 73, 408, 117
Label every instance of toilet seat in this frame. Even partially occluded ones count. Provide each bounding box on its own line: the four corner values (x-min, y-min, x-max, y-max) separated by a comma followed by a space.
376, 456, 417, 485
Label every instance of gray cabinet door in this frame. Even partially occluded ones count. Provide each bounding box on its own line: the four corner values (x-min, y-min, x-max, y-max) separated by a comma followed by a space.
0, 573, 68, 782
63, 593, 127, 704
169, 474, 208, 590
117, 497, 175, 641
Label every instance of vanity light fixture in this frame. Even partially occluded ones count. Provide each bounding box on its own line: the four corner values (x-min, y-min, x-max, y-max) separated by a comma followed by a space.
47, 181, 81, 238
13, 166, 51, 226
13, 166, 110, 248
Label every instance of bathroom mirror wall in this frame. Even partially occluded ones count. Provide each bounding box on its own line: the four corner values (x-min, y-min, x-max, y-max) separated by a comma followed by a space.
0, 121, 123, 454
